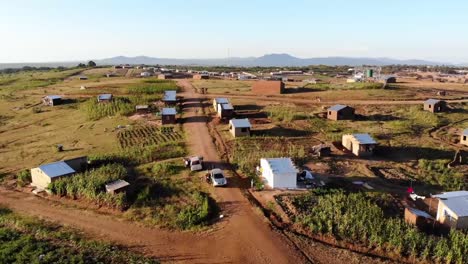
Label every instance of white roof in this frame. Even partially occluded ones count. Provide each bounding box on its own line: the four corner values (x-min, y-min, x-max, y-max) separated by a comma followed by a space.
46, 95, 61, 100
214, 98, 229, 104
262, 158, 298, 174
163, 90, 177, 101
39, 161, 76, 179
351, 133, 377, 144
425, 99, 441, 105
463, 128, 468, 136
105, 179, 130, 192
230, 118, 251, 128
221, 103, 234, 110
162, 108, 176, 115
434, 191, 468, 217
407, 207, 433, 219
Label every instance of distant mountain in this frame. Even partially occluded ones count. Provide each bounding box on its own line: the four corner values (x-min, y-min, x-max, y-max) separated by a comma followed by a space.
94, 54, 448, 67
0, 54, 460, 70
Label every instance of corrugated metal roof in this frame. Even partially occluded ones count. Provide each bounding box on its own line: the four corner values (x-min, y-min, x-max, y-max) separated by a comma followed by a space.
46, 95, 61, 100
328, 104, 349, 111
440, 196, 468, 217
425, 99, 440, 105
263, 158, 298, 174
162, 107, 176, 115
39, 161, 76, 178
135, 105, 149, 110
407, 207, 433, 219
98, 94, 113, 100
433, 191, 468, 199
352, 133, 377, 144
221, 103, 234, 110
463, 128, 468, 135
230, 118, 251, 128
163, 90, 177, 101
215, 98, 229, 104
105, 179, 130, 192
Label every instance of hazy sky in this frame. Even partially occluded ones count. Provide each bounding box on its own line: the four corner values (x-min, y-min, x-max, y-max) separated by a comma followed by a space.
0, 0, 467, 63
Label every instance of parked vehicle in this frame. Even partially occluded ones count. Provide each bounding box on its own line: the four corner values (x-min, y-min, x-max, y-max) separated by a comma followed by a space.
209, 168, 227, 187
183, 156, 204, 171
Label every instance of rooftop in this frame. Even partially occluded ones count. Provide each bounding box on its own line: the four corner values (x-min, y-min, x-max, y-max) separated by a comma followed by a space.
163, 90, 177, 101
425, 99, 441, 105
221, 103, 234, 110
407, 207, 434, 219
39, 161, 76, 179
98, 94, 113, 100
230, 118, 251, 128
351, 133, 377, 144
214, 98, 229, 104
263, 158, 298, 174
105, 179, 130, 192
162, 107, 177, 115
46, 95, 61, 100
434, 191, 468, 217
463, 128, 468, 136
328, 104, 350, 112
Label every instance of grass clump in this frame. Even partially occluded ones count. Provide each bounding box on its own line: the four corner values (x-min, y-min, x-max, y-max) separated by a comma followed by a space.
15, 170, 31, 187
292, 189, 467, 264
81, 97, 134, 120
266, 106, 309, 122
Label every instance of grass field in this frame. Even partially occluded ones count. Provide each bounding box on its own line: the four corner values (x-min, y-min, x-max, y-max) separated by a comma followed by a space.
191, 79, 253, 94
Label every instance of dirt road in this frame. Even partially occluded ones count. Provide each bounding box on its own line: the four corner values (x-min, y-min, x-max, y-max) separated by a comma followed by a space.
204, 93, 468, 105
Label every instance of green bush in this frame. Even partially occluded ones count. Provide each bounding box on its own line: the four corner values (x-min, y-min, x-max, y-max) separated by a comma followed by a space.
418, 159, 465, 190
81, 97, 134, 120
176, 192, 212, 229
49, 164, 128, 208
293, 190, 467, 264
16, 170, 31, 187
152, 162, 184, 176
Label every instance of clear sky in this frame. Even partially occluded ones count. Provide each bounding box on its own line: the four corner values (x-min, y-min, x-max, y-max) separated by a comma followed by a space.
0, 0, 467, 63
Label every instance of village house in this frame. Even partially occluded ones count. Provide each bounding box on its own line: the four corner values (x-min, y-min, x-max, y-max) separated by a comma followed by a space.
135, 105, 150, 114
78, 75, 88, 80
213, 98, 230, 112
424, 99, 446, 113
105, 179, 130, 195
433, 191, 468, 229
31, 157, 88, 189
42, 95, 62, 106
161, 107, 177, 125
158, 73, 173, 80
97, 94, 113, 103
260, 158, 298, 189
251, 80, 285, 95
140, 71, 152, 77
342, 133, 377, 157
229, 118, 251, 137
163, 90, 177, 105
217, 103, 234, 119
460, 129, 468, 146
404, 207, 434, 229
193, 73, 209, 80
327, 104, 355, 121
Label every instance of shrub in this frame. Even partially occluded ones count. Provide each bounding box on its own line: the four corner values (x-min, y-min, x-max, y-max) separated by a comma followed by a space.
152, 162, 184, 176
176, 192, 212, 229
418, 159, 465, 190
16, 170, 31, 187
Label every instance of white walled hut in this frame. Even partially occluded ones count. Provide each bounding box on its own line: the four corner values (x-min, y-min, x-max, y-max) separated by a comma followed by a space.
30, 157, 87, 190
213, 98, 229, 112
342, 133, 377, 157
260, 158, 298, 189
229, 118, 251, 137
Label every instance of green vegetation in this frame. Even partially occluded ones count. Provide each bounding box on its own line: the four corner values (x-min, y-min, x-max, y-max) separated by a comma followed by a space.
49, 164, 127, 209
266, 106, 310, 122
291, 189, 467, 264
127, 80, 179, 95
304, 82, 383, 91
125, 161, 217, 230
0, 206, 157, 263
386, 106, 448, 135
418, 159, 465, 190
117, 125, 183, 148
15, 170, 31, 187
231, 137, 307, 176
81, 97, 134, 120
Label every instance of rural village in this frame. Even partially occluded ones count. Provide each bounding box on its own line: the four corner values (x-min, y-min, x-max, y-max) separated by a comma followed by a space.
0, 62, 467, 263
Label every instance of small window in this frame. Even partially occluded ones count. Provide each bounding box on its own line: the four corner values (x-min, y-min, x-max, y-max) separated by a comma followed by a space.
428, 105, 432, 108
463, 136, 467, 141
328, 111, 331, 115
241, 128, 248, 132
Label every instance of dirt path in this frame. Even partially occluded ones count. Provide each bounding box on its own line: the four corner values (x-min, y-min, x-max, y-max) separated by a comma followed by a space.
204, 93, 468, 105
177, 79, 308, 263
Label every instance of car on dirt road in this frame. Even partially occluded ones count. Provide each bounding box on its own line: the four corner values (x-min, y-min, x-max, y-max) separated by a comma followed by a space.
209, 168, 227, 187
183, 156, 204, 171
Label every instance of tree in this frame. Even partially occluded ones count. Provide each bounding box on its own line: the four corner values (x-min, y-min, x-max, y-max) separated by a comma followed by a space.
77, 63, 86, 68
87, 60, 96, 67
